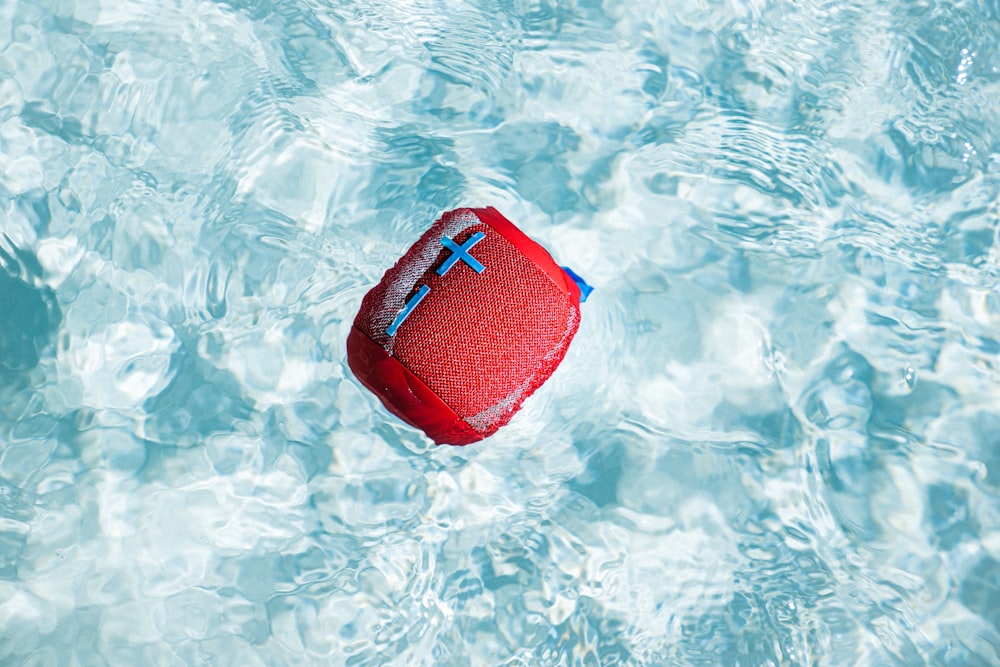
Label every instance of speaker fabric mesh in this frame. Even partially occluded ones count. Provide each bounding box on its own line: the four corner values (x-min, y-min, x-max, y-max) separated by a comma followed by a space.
347, 207, 583, 445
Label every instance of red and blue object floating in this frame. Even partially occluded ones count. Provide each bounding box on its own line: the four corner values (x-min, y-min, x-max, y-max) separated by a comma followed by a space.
347, 207, 590, 445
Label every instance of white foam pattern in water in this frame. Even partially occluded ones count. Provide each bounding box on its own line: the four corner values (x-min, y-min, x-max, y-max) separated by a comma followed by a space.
1, 0, 1000, 665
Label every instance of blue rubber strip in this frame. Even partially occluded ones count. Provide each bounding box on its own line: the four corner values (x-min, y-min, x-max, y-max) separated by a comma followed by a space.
561, 265, 593, 303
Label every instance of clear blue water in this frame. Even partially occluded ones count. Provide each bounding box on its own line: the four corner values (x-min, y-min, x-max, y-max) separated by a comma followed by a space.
2, 0, 1000, 664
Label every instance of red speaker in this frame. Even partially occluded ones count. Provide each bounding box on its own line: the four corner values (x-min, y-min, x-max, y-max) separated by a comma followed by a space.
347, 207, 589, 445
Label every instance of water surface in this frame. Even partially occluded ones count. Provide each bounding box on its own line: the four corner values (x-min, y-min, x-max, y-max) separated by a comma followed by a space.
1, 0, 1000, 664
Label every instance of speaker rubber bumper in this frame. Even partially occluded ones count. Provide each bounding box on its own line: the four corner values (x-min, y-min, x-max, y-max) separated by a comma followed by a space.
346, 325, 483, 445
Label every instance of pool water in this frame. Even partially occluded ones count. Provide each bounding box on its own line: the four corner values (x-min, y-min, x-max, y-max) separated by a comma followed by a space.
2, 0, 1000, 664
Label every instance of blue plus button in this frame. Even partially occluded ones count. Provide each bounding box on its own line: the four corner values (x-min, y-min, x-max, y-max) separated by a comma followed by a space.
436, 232, 486, 276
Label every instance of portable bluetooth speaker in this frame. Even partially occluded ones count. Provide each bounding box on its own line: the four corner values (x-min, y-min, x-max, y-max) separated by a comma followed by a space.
347, 207, 590, 445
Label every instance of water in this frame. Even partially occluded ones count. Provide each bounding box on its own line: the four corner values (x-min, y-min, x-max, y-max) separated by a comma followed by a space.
1, 0, 999, 664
